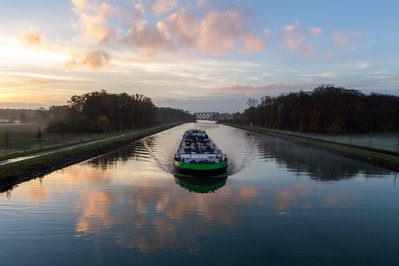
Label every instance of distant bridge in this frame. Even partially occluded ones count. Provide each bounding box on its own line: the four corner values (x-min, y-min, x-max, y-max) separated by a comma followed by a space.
195, 112, 219, 121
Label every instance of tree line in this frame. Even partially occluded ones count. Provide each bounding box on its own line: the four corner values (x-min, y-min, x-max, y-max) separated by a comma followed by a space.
156, 107, 196, 124
240, 85, 399, 134
46, 90, 194, 133
0, 108, 49, 123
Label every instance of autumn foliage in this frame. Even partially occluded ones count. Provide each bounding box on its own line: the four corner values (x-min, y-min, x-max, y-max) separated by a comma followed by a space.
242, 85, 399, 134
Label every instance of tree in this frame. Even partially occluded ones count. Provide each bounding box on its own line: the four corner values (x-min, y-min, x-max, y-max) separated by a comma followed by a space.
49, 105, 69, 121
2, 129, 10, 156
19, 113, 27, 123
97, 115, 111, 133
36, 127, 43, 150
156, 107, 195, 123
240, 85, 399, 134
246, 98, 259, 107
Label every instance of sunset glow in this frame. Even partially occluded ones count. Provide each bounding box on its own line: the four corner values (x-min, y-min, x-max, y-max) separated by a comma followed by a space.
1, 0, 398, 111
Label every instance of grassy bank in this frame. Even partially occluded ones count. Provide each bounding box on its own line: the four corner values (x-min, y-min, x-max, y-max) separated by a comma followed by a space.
224, 123, 399, 172
0, 123, 126, 160
0, 123, 180, 191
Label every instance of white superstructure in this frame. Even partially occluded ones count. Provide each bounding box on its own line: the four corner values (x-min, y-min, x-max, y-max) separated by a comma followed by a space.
174, 129, 226, 164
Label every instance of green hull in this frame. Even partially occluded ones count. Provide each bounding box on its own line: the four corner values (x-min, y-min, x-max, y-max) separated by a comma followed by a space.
174, 160, 228, 173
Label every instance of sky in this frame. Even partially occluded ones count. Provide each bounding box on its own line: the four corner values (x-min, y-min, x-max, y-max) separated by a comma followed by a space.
0, 0, 398, 112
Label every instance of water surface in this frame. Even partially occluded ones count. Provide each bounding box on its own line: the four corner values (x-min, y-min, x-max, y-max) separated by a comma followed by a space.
1, 123, 398, 265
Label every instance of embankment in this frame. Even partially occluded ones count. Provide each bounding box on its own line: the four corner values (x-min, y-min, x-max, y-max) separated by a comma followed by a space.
225, 123, 399, 172
0, 124, 180, 191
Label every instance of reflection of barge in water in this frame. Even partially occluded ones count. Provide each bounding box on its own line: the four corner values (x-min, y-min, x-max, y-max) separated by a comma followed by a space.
173, 129, 228, 175
174, 174, 227, 193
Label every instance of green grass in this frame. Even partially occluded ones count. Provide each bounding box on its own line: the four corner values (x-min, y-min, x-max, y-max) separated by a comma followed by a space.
0, 123, 180, 189
0, 123, 145, 160
263, 127, 399, 153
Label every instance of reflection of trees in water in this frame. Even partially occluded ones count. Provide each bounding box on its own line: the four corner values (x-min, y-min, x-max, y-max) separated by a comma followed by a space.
256, 137, 390, 181
88, 137, 156, 169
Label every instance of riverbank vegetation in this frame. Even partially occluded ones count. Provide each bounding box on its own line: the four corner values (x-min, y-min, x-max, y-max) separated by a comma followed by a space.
238, 84, 399, 134
0, 91, 194, 158
46, 90, 194, 133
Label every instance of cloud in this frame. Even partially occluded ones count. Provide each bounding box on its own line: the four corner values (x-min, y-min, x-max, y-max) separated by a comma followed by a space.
64, 0, 274, 71
332, 30, 368, 47
308, 26, 322, 36
125, 22, 176, 55
281, 23, 322, 57
281, 23, 304, 52
64, 50, 110, 70
333, 31, 349, 46
68, 0, 267, 57
300, 43, 316, 57
21, 27, 45, 47
213, 83, 316, 96
326, 30, 375, 59
197, 0, 209, 7
164, 11, 198, 47
326, 40, 376, 59
197, 9, 264, 56
198, 10, 242, 55
134, 2, 145, 18
300, 72, 341, 79
152, 0, 178, 16
124, 8, 265, 56
357, 63, 369, 69
71, 0, 87, 9
71, 0, 116, 44
244, 35, 265, 53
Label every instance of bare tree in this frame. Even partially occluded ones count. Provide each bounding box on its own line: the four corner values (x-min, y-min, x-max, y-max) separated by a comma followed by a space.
2, 129, 10, 156
36, 127, 43, 150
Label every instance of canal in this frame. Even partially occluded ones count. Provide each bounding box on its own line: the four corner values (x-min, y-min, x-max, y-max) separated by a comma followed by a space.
1, 123, 398, 265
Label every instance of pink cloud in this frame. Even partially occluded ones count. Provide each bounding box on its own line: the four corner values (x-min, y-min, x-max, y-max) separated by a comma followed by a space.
333, 31, 349, 46
64, 50, 110, 70
69, 1, 266, 58
152, 0, 178, 16
156, 21, 173, 41
124, 12, 192, 55
309, 26, 322, 36
125, 21, 177, 55
72, 0, 116, 44
71, 0, 87, 9
281, 23, 321, 58
164, 11, 198, 47
243, 35, 265, 53
21, 27, 45, 47
197, 10, 244, 56
332, 31, 369, 48
281, 23, 304, 52
133, 3, 145, 18
301, 43, 316, 57
124, 8, 266, 56
198, 9, 265, 56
